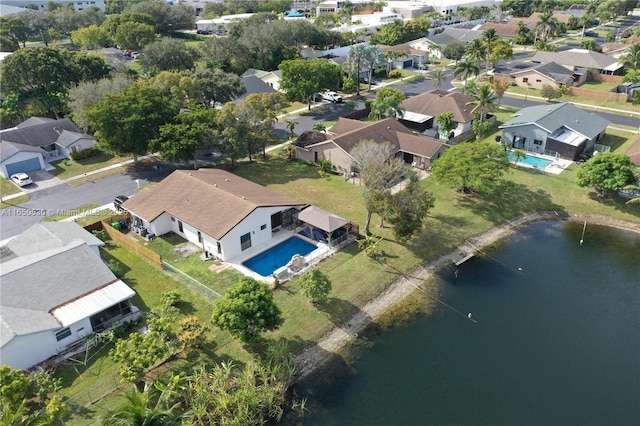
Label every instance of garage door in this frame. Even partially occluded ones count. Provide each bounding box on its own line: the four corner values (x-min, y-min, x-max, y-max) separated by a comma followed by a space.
5, 158, 41, 176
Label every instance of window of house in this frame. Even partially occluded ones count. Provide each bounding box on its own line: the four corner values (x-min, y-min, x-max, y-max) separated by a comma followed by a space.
534, 140, 543, 145
536, 79, 542, 83
240, 233, 251, 251
217, 241, 222, 254
171, 217, 175, 222
260, 224, 267, 231
198, 231, 202, 243
56, 327, 72, 341
522, 77, 529, 83
178, 221, 183, 233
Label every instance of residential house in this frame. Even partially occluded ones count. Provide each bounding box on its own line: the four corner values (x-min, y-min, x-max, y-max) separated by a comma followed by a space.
380, 43, 429, 70
1, 222, 139, 370
1, 0, 105, 12
0, 117, 97, 178
477, 22, 521, 40
532, 48, 624, 75
122, 169, 305, 262
422, 28, 482, 59
241, 68, 282, 91
492, 61, 581, 89
294, 117, 447, 172
236, 76, 277, 103
398, 89, 475, 138
499, 102, 611, 160
196, 13, 253, 36
510, 12, 575, 28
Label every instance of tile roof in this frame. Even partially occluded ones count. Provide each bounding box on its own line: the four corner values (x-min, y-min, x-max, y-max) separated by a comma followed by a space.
400, 89, 475, 123
532, 49, 620, 70
626, 138, 640, 166
477, 22, 520, 37
122, 169, 303, 239
499, 102, 611, 140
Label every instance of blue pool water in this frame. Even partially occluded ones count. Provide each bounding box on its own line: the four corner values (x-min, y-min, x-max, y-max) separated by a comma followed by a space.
243, 237, 316, 277
507, 151, 553, 168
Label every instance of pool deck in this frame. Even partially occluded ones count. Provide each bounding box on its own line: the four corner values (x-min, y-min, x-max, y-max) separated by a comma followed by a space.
510, 153, 573, 175
225, 226, 355, 284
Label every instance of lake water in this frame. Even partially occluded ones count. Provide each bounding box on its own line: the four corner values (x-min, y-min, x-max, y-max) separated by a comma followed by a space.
293, 221, 640, 426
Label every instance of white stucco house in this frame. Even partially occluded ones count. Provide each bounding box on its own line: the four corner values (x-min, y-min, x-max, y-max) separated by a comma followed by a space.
0, 117, 97, 178
122, 169, 305, 262
1, 222, 140, 370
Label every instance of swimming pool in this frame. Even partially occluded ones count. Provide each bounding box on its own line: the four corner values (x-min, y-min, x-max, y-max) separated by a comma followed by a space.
243, 237, 316, 277
507, 151, 553, 169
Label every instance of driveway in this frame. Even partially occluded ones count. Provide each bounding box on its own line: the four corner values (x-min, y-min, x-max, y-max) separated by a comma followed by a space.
21, 170, 64, 193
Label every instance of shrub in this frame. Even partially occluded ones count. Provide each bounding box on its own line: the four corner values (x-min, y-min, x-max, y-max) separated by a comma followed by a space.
108, 259, 125, 277
70, 147, 99, 161
319, 159, 332, 173
389, 69, 402, 78
92, 229, 107, 241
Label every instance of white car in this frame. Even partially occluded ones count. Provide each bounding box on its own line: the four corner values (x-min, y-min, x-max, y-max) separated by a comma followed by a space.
10, 173, 33, 187
322, 91, 343, 103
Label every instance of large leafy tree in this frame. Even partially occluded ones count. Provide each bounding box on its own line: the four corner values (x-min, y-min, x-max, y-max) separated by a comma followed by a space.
576, 153, 638, 197
215, 102, 250, 169
148, 71, 200, 105
431, 141, 510, 194
279, 58, 341, 110
72, 24, 112, 50
442, 40, 467, 64
139, 38, 200, 74
128, 0, 194, 35
67, 74, 133, 130
299, 268, 332, 304
211, 278, 283, 342
114, 21, 156, 51
487, 38, 513, 66
240, 92, 286, 159
86, 83, 179, 162
0, 17, 30, 48
151, 107, 217, 170
387, 171, 435, 241
194, 67, 245, 108
350, 140, 406, 234
0, 47, 100, 116
102, 12, 155, 37
19, 9, 54, 45
200, 36, 252, 74
369, 87, 405, 120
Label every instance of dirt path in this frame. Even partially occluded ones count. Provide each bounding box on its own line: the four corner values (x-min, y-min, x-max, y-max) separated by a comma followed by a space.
295, 211, 640, 380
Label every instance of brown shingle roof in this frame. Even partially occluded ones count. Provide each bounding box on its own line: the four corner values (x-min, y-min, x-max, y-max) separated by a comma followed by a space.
477, 22, 520, 37
328, 118, 368, 135
400, 90, 475, 123
122, 169, 303, 239
331, 117, 443, 159
380, 43, 427, 56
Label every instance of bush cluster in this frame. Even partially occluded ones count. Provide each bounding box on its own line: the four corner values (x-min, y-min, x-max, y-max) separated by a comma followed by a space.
70, 147, 99, 161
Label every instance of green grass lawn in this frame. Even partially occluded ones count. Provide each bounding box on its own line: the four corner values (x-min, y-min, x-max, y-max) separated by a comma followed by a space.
1, 178, 21, 196
1, 195, 30, 210
50, 153, 131, 180
579, 80, 620, 91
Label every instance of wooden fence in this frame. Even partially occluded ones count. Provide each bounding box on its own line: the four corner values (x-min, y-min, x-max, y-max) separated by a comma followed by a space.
89, 214, 163, 269
569, 86, 628, 102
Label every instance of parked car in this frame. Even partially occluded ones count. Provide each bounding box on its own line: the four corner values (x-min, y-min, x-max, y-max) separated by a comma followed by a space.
197, 30, 212, 35
312, 93, 324, 102
360, 77, 377, 85
114, 195, 129, 212
322, 91, 343, 103
583, 30, 598, 37
10, 173, 33, 187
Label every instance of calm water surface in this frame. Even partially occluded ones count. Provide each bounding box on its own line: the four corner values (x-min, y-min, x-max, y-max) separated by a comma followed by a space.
294, 221, 640, 426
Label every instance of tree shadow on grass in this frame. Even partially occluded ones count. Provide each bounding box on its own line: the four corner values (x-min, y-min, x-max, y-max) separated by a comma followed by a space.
586, 191, 640, 215
455, 179, 562, 224
318, 297, 370, 330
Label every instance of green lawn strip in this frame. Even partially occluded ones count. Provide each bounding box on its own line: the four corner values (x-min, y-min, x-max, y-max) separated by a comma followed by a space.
42, 203, 101, 222
50, 153, 130, 180
1, 178, 21, 196
580, 80, 619, 91
1, 195, 30, 209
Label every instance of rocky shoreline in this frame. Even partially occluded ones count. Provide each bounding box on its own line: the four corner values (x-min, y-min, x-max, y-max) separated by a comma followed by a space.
294, 211, 640, 380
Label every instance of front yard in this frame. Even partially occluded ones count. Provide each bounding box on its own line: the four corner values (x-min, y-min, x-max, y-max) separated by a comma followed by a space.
50, 152, 131, 180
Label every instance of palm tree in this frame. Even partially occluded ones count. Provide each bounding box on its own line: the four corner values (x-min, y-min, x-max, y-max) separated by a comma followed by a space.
534, 39, 557, 52
104, 381, 183, 426
623, 184, 640, 205
347, 43, 368, 95
580, 14, 594, 40
535, 12, 558, 42
465, 38, 484, 66
482, 27, 498, 72
580, 38, 599, 51
466, 84, 497, 128
454, 59, 480, 94
286, 120, 298, 137
384, 50, 407, 76
313, 122, 327, 133
435, 112, 457, 139
431, 69, 446, 90
622, 43, 640, 71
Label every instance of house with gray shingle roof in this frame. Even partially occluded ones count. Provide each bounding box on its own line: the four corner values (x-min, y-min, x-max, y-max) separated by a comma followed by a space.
399, 90, 475, 136
294, 117, 447, 173
499, 102, 610, 160
1, 222, 139, 370
0, 117, 97, 178
532, 48, 624, 75
122, 169, 305, 263
422, 28, 482, 58
492, 61, 582, 89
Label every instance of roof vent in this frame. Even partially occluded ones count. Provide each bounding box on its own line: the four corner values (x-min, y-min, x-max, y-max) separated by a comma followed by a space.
214, 183, 217, 187
225, 178, 229, 182
242, 196, 246, 199
387, 126, 391, 130
189, 173, 192, 176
